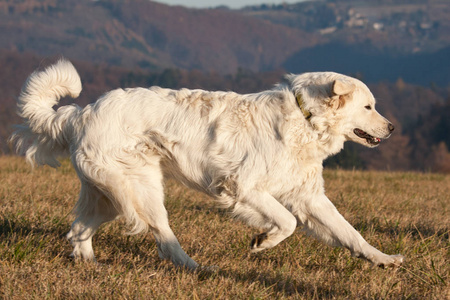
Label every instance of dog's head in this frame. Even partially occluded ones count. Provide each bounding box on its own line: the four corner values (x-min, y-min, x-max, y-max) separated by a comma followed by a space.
287, 72, 394, 148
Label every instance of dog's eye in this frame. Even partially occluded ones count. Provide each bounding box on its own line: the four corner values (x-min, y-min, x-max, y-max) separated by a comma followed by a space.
364, 105, 372, 110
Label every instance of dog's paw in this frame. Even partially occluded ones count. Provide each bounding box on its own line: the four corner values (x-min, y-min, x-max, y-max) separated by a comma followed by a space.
376, 254, 404, 269
250, 232, 268, 253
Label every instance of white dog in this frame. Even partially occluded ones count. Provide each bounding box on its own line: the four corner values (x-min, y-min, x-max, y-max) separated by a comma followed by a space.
11, 60, 404, 270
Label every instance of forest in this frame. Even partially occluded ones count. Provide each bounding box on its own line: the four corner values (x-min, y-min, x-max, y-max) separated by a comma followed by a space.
1, 50, 449, 173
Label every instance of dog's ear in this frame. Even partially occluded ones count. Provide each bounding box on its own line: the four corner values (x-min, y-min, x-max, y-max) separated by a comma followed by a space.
329, 79, 355, 109
332, 79, 355, 96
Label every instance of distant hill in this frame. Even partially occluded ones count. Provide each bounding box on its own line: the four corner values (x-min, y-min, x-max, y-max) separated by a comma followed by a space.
240, 0, 450, 55
1, 0, 449, 86
0, 0, 317, 73
241, 0, 450, 86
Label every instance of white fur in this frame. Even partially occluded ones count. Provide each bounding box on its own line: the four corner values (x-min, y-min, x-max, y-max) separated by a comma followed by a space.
11, 60, 404, 270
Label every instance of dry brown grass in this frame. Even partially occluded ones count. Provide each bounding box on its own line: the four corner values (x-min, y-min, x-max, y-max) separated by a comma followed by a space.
0, 156, 448, 299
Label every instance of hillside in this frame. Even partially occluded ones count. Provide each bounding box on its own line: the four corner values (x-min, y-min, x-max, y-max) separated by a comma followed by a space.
1, 0, 449, 84
241, 0, 450, 86
1, 0, 449, 172
241, 0, 450, 55
0, 0, 317, 73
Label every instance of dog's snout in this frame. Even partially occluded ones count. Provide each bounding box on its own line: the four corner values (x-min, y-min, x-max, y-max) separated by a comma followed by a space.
388, 123, 394, 133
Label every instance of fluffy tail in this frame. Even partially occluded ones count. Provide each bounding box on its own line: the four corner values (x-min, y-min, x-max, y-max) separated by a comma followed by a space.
10, 59, 82, 167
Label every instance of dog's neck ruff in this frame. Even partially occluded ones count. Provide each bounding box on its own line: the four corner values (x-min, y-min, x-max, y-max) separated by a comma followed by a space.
295, 93, 312, 121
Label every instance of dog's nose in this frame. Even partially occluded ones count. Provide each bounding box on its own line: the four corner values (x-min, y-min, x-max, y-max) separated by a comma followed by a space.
388, 123, 395, 132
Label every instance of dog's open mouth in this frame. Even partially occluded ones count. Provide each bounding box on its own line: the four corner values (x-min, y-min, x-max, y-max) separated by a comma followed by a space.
354, 128, 381, 146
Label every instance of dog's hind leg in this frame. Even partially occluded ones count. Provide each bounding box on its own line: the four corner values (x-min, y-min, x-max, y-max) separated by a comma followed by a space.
67, 183, 119, 262
233, 191, 297, 253
102, 155, 199, 270
71, 152, 198, 269
299, 194, 404, 268
132, 163, 199, 270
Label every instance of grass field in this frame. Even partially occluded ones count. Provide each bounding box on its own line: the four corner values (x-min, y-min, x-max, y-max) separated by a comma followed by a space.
0, 156, 448, 299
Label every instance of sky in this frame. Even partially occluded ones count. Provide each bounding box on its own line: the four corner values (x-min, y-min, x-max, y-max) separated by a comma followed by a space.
154, 0, 304, 9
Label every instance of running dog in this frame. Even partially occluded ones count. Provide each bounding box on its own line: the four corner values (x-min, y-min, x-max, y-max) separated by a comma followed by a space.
11, 60, 404, 270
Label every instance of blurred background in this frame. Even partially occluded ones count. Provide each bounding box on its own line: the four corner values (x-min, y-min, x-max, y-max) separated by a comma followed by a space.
0, 0, 449, 172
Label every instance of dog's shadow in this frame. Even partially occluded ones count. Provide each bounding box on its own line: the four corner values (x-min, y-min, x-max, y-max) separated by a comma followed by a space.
195, 265, 339, 297
98, 230, 339, 297
0, 217, 69, 238
0, 217, 70, 259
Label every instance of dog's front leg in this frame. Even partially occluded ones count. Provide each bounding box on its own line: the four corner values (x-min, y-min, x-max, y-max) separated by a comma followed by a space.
300, 194, 404, 268
233, 191, 297, 252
